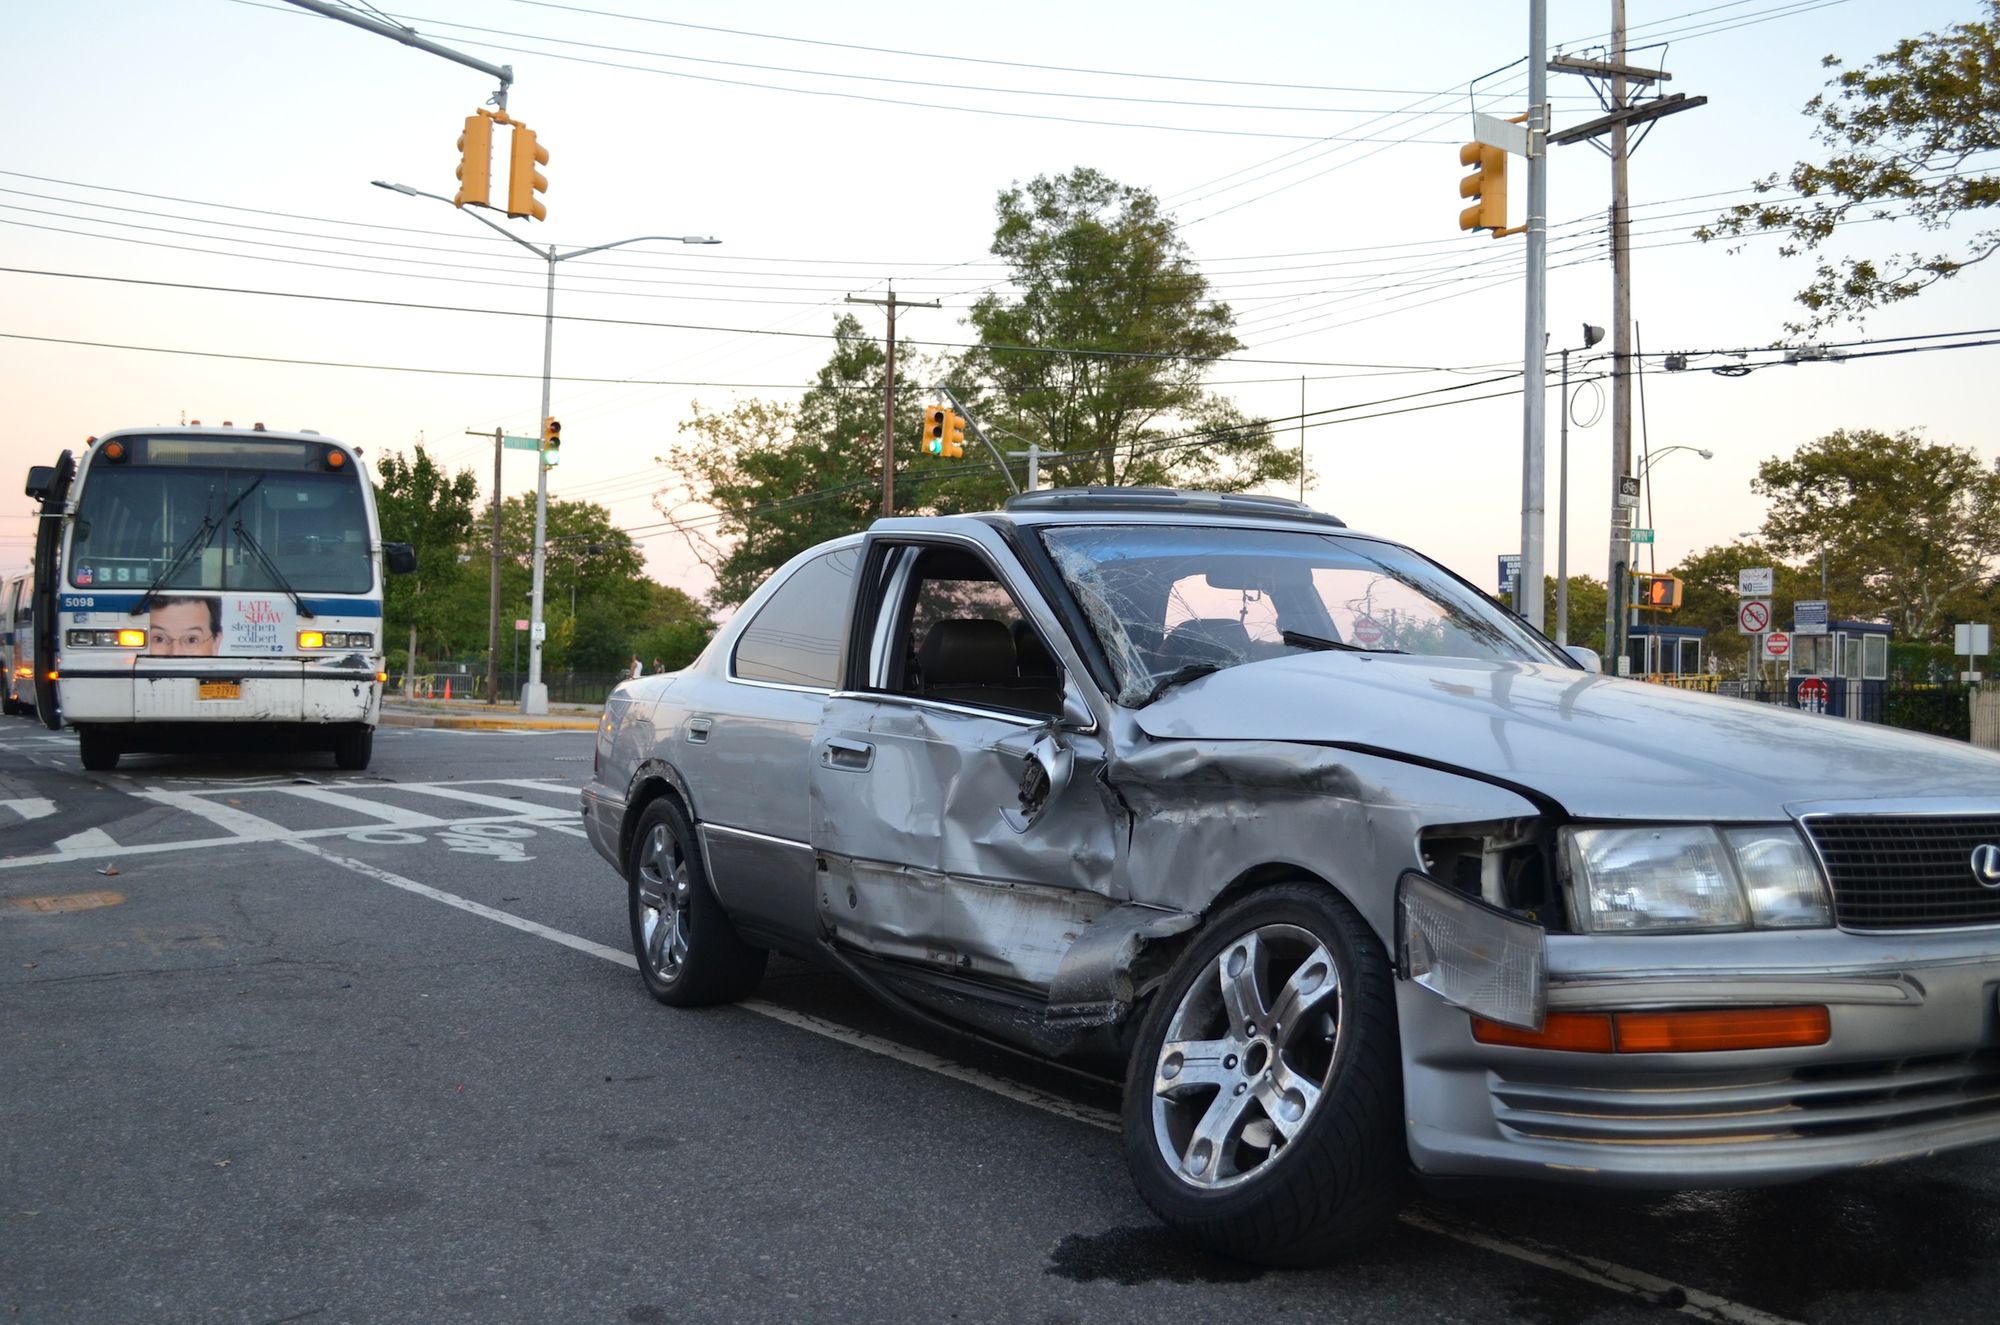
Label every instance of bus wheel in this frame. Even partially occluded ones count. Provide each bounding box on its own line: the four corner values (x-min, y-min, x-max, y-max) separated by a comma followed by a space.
78, 728, 120, 771
333, 726, 373, 771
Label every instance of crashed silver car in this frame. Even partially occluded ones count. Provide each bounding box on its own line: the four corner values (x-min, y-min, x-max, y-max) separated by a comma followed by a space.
583, 487, 2000, 1264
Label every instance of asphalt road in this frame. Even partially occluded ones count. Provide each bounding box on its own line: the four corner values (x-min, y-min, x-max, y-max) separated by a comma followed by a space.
5, 718, 2000, 1324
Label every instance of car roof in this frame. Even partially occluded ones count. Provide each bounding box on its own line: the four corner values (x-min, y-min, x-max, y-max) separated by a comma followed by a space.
864, 486, 1404, 542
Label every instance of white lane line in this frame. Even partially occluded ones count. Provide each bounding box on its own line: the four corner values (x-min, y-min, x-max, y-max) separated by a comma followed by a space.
278, 843, 1801, 1325
392, 783, 579, 818
0, 797, 57, 820
266, 786, 451, 829
53, 826, 117, 853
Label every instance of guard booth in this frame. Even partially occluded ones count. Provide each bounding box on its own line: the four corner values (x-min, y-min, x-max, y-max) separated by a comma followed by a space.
1628, 624, 1708, 686
1787, 619, 1890, 719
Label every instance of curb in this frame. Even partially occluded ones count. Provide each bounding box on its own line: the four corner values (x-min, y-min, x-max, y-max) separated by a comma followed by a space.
381, 712, 599, 732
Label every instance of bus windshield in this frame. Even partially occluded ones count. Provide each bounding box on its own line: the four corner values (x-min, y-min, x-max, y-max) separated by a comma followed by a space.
69, 465, 371, 595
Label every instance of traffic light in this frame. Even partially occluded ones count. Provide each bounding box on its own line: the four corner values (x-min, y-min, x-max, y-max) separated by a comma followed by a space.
1458, 141, 1508, 234
1634, 573, 1684, 612
940, 409, 965, 459
506, 124, 549, 221
921, 406, 947, 455
454, 112, 493, 209
541, 416, 561, 468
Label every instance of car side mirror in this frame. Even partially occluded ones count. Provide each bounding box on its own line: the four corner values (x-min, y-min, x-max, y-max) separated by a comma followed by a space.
1563, 645, 1602, 673
24, 466, 54, 501
383, 542, 418, 576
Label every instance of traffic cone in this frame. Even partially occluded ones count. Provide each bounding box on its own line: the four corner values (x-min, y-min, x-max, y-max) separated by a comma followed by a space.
443, 678, 452, 700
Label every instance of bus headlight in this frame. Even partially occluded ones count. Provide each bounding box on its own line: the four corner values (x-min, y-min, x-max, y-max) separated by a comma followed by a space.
67, 629, 146, 649
297, 631, 375, 650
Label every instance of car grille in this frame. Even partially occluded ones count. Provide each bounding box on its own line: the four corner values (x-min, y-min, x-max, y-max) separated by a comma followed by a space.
1493, 1052, 2000, 1146
1802, 814, 2000, 930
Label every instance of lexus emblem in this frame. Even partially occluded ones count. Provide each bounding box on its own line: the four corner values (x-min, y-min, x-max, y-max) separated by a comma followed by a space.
1973, 845, 2000, 889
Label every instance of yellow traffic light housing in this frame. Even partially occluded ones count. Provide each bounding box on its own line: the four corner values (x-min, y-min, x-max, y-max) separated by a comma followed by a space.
506, 124, 549, 222
921, 407, 947, 455
454, 112, 493, 209
940, 410, 966, 459
542, 416, 561, 468
1634, 573, 1683, 612
1458, 141, 1508, 235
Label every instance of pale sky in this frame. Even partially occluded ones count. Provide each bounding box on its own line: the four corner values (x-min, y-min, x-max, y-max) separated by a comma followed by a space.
5, 0, 1992, 608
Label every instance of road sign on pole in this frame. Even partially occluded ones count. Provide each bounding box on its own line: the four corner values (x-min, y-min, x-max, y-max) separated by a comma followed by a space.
1630, 528, 1654, 544
1737, 566, 1774, 596
1798, 675, 1829, 713
1793, 600, 1829, 635
1762, 631, 1793, 662
501, 434, 543, 451
1737, 598, 1771, 635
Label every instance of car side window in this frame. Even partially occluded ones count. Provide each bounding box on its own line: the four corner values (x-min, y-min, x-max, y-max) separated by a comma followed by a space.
881, 545, 1063, 717
731, 545, 859, 689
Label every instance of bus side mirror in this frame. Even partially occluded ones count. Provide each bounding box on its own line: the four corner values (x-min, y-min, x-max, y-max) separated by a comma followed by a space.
25, 466, 54, 501
383, 543, 418, 576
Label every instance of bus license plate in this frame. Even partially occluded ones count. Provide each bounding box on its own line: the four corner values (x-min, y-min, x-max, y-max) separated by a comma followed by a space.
197, 681, 241, 701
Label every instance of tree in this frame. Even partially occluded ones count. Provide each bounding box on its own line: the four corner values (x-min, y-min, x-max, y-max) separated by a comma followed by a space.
1534, 576, 1608, 659
663, 315, 936, 607
1750, 428, 2000, 641
966, 167, 1299, 494
374, 447, 479, 685
1668, 543, 1825, 674
1696, 3, 2000, 334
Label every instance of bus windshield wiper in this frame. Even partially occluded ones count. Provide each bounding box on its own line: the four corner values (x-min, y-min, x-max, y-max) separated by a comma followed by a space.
1282, 628, 1402, 654
231, 520, 315, 619
131, 516, 218, 617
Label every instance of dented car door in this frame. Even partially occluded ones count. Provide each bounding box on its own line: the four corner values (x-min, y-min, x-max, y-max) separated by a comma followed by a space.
808, 534, 1121, 994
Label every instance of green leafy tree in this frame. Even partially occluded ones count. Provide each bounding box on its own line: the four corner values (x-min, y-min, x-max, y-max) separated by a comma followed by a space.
1534, 575, 1608, 659
374, 446, 479, 684
1750, 428, 2000, 641
665, 316, 937, 607
1696, 3, 2000, 334
966, 167, 1299, 494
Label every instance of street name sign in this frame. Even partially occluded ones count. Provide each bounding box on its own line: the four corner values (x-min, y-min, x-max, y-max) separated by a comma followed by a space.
1737, 598, 1771, 635
501, 435, 543, 452
1630, 528, 1655, 544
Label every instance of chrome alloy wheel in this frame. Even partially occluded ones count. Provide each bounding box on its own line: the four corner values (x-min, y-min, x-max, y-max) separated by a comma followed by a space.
635, 823, 693, 982
1150, 923, 1345, 1190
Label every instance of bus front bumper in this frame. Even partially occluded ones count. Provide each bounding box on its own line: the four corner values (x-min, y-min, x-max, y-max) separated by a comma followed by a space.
54, 663, 382, 725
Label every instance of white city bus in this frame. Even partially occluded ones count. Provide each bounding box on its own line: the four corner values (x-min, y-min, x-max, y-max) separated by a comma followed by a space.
25, 426, 414, 770
0, 570, 34, 716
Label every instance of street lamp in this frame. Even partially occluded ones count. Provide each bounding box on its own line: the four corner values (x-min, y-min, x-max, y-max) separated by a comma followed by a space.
1626, 443, 1714, 647
1555, 322, 1604, 647
372, 180, 719, 714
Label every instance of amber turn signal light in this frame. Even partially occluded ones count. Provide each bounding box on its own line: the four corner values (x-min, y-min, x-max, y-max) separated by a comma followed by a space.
116, 629, 146, 648
298, 630, 326, 649
1472, 1006, 1830, 1054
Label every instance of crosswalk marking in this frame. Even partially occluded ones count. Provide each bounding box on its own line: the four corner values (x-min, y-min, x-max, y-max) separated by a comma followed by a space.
0, 797, 56, 820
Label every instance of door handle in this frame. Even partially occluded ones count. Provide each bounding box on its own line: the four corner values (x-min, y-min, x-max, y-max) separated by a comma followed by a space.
686, 717, 713, 744
822, 737, 874, 771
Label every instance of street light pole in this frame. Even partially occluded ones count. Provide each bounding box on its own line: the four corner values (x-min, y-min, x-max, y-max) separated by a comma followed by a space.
371, 181, 718, 713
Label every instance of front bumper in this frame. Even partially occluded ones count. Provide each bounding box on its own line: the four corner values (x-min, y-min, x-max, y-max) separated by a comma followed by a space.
1401, 927, 2000, 1187
580, 779, 625, 874
56, 664, 382, 724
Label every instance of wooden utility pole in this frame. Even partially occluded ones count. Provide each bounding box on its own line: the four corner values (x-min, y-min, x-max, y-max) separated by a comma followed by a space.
1549, 3, 1705, 671
845, 285, 938, 516
466, 426, 504, 704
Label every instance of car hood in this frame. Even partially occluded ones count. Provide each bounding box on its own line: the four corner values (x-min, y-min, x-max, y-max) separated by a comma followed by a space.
1131, 652, 2000, 820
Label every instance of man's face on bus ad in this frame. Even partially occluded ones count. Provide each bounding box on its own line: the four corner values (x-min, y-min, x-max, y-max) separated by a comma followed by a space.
149, 599, 220, 656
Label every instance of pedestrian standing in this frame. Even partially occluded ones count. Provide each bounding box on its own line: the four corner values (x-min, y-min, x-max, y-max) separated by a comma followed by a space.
630, 655, 643, 680
651, 656, 665, 674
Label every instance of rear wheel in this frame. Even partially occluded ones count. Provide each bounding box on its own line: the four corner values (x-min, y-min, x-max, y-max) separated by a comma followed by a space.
332, 726, 373, 770
1122, 882, 1405, 1265
77, 728, 120, 772
626, 798, 766, 1006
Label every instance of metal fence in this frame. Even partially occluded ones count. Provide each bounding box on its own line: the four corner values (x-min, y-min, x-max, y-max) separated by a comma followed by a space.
398, 669, 631, 705
1709, 679, 1972, 741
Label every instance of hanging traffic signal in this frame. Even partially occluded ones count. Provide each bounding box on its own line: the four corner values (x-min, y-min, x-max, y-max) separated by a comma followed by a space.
940, 409, 966, 459
1633, 572, 1683, 612
506, 124, 549, 221
1457, 141, 1508, 234
454, 112, 493, 209
541, 417, 561, 468
921, 407, 947, 455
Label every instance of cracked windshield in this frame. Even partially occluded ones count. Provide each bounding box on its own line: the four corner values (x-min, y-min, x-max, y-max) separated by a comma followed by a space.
1041, 524, 1559, 703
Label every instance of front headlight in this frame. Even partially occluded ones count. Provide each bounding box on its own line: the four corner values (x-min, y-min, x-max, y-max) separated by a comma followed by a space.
1562, 824, 1831, 934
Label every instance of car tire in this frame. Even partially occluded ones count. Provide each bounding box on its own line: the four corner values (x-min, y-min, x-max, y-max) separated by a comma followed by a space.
78, 728, 120, 772
626, 798, 767, 1007
1121, 881, 1405, 1266
332, 726, 373, 771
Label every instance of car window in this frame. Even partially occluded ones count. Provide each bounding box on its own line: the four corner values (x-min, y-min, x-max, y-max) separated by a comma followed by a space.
1039, 524, 1563, 704
878, 545, 1063, 717
731, 545, 859, 688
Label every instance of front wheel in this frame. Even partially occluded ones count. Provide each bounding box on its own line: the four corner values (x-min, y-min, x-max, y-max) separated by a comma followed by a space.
332, 726, 373, 770
1122, 882, 1405, 1265
77, 727, 120, 772
626, 799, 767, 1007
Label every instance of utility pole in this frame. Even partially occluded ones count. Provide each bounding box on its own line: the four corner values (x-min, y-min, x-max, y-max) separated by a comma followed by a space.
1549, 3, 1705, 672
846, 286, 938, 516
466, 426, 504, 704
1518, 0, 1549, 635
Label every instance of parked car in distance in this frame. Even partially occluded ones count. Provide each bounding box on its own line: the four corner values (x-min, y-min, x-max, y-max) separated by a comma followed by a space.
582, 486, 2000, 1265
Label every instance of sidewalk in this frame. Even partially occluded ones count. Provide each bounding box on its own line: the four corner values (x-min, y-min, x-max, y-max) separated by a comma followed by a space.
380, 695, 602, 733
